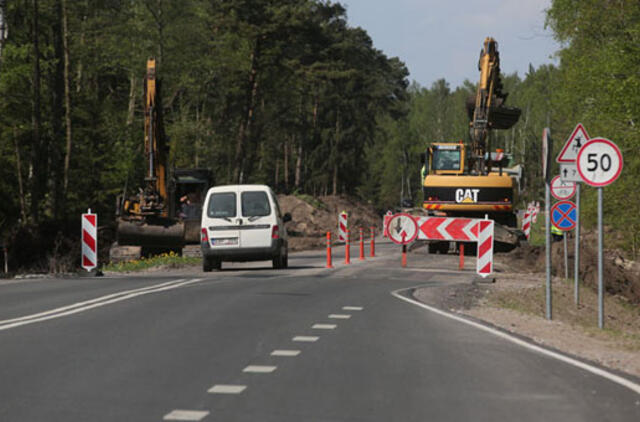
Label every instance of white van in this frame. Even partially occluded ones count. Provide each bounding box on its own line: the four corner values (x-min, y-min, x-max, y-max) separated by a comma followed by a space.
200, 185, 291, 271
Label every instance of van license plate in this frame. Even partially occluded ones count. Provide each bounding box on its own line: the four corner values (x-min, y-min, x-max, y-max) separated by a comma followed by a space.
211, 237, 238, 246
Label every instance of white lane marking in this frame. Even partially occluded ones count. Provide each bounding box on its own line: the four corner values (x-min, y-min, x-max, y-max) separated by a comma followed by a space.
342, 306, 363, 311
391, 286, 640, 396
293, 336, 318, 342
271, 349, 301, 357
243, 365, 277, 373
0, 279, 203, 331
163, 409, 210, 421
208, 384, 246, 394
328, 314, 351, 319
312, 324, 336, 329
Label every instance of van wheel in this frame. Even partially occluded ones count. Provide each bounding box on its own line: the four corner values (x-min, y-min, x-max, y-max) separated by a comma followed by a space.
272, 254, 286, 269
283, 253, 288, 268
203, 257, 213, 272
203, 258, 221, 272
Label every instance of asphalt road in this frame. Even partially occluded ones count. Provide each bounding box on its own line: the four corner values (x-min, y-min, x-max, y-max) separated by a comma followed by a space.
0, 241, 638, 421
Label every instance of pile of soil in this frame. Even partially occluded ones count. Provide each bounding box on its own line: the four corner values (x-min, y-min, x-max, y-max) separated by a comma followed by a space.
278, 194, 382, 251
502, 233, 640, 304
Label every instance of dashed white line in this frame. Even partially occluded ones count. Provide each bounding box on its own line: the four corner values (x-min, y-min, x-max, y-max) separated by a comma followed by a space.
163, 409, 209, 421
342, 306, 363, 311
312, 323, 336, 329
293, 336, 319, 342
271, 349, 301, 357
243, 365, 277, 373
328, 314, 351, 319
208, 384, 246, 394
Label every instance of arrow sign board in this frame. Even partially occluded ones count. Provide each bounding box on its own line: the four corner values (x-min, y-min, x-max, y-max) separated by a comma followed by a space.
388, 213, 418, 245
551, 200, 577, 231
577, 138, 623, 187
560, 163, 582, 183
557, 123, 590, 163
550, 175, 576, 200
418, 217, 478, 241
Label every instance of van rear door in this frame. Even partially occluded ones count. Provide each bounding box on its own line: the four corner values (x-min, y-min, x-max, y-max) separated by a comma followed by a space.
205, 189, 241, 249
239, 190, 274, 249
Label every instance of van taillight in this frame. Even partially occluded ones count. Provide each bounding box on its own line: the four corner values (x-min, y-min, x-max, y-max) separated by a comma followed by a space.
271, 225, 279, 239
201, 228, 209, 243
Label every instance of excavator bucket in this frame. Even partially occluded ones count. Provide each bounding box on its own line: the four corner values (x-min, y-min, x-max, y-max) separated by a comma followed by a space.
116, 218, 185, 249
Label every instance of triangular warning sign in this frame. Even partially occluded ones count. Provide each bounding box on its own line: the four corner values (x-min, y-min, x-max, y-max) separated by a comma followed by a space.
557, 123, 590, 163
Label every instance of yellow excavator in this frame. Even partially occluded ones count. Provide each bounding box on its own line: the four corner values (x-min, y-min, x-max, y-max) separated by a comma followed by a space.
110, 58, 211, 262
422, 37, 522, 252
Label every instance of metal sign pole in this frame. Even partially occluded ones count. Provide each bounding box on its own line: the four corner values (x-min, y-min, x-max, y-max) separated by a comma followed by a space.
545, 182, 552, 320
598, 187, 604, 329
574, 184, 580, 305
563, 232, 569, 279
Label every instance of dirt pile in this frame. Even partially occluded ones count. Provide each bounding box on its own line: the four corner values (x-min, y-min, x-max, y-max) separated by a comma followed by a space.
277, 194, 382, 251
502, 234, 640, 304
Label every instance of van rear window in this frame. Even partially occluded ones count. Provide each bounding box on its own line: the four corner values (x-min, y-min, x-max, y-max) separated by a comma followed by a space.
241, 191, 271, 217
207, 193, 236, 218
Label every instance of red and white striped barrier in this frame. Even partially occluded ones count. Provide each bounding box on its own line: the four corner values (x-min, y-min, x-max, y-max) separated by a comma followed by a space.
476, 220, 494, 277
383, 210, 393, 238
533, 201, 540, 223
81, 209, 97, 271
338, 211, 348, 243
413, 216, 495, 278
522, 210, 532, 240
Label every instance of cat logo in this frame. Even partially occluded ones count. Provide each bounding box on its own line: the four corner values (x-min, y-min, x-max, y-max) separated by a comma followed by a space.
455, 188, 480, 203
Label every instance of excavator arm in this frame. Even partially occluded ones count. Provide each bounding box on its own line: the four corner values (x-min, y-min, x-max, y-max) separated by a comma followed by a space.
467, 37, 521, 174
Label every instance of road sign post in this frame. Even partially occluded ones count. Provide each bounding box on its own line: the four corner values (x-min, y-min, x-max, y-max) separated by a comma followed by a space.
576, 138, 623, 329
543, 128, 553, 320
575, 184, 581, 305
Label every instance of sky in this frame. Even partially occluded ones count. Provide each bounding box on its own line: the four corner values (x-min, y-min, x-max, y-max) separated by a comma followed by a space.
339, 0, 560, 88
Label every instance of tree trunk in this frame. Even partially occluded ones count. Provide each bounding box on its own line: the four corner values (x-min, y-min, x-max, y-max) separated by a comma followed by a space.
126, 72, 137, 127
51, 0, 65, 220
14, 129, 27, 224
0, 0, 7, 66
294, 139, 302, 189
283, 137, 289, 191
62, 0, 73, 199
233, 39, 260, 183
332, 112, 340, 196
30, 0, 43, 223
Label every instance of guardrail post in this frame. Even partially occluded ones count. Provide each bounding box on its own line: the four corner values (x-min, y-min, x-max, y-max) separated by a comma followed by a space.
326, 232, 333, 269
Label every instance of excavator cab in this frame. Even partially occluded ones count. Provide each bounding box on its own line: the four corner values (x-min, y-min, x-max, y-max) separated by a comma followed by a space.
427, 143, 465, 175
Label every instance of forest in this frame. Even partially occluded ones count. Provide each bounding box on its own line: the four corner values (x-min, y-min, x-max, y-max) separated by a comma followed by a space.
0, 0, 639, 269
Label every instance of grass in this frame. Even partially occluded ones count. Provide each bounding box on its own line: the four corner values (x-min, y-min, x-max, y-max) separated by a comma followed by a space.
103, 251, 200, 272
294, 192, 328, 210
487, 276, 640, 351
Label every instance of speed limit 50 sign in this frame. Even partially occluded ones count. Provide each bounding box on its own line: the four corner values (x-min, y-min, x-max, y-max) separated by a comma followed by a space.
577, 138, 623, 187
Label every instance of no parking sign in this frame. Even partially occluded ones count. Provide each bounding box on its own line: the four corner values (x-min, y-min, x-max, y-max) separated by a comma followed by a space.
550, 201, 577, 231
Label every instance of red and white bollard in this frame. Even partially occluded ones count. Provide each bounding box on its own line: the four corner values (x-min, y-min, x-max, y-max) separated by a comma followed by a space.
338, 212, 348, 242
359, 228, 365, 260
345, 230, 351, 264
326, 231, 333, 269
81, 209, 98, 272
522, 211, 532, 240
370, 226, 375, 257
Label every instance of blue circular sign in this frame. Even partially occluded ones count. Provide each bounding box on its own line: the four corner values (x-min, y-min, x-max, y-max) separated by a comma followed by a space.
550, 200, 577, 231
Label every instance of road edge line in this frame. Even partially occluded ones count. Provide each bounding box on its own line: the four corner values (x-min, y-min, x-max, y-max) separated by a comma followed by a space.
391, 286, 640, 396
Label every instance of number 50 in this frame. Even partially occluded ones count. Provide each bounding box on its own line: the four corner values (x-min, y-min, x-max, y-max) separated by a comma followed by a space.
587, 153, 612, 172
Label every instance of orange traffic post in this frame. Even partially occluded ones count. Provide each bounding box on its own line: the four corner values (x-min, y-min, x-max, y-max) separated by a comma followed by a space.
459, 243, 464, 270
345, 230, 351, 264
370, 226, 375, 257
326, 232, 333, 268
402, 244, 407, 267
359, 228, 365, 260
